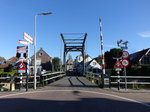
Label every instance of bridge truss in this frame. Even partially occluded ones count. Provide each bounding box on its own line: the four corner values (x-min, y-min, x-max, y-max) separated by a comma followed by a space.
60, 33, 87, 75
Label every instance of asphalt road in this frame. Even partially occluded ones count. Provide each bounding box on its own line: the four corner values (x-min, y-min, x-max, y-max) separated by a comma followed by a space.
0, 76, 150, 112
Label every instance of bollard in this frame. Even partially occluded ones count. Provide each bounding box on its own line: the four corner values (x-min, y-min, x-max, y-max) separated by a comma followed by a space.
118, 79, 120, 90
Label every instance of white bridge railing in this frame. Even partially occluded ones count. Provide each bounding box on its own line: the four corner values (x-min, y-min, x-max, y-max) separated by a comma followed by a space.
85, 71, 150, 89
110, 76, 150, 85
0, 72, 66, 91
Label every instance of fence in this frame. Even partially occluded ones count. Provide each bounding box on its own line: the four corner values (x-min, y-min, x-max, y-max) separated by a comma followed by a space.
0, 72, 65, 91
85, 71, 150, 89
41, 72, 66, 86
85, 72, 102, 86
110, 76, 150, 89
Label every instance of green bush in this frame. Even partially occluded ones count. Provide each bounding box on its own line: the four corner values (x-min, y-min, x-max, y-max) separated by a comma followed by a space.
127, 65, 150, 76
0, 67, 17, 77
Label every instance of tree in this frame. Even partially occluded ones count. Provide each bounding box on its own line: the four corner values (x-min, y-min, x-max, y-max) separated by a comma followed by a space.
0, 56, 6, 64
105, 48, 122, 69
52, 57, 61, 71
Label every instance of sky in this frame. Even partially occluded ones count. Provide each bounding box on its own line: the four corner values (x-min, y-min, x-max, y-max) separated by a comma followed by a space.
0, 0, 150, 60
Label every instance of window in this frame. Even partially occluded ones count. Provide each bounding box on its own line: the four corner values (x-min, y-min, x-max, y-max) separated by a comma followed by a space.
93, 62, 97, 65
141, 55, 150, 64
39, 52, 42, 56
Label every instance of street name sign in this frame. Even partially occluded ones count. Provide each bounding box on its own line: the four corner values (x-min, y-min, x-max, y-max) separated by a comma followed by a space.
16, 50, 28, 53
18, 40, 28, 45
23, 32, 33, 44
16, 46, 28, 53
17, 46, 28, 50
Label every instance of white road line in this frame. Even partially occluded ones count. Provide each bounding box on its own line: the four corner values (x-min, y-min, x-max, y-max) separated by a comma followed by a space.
0, 89, 150, 108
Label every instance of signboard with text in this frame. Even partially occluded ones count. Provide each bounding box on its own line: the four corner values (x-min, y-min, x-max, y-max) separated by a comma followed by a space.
23, 32, 33, 44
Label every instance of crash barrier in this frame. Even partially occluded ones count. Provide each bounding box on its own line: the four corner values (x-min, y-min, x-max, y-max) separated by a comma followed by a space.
0, 72, 65, 91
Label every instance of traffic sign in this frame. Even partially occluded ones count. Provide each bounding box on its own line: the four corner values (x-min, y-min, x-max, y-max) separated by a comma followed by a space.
18, 62, 26, 70
122, 51, 129, 59
115, 68, 122, 71
121, 59, 129, 67
17, 62, 26, 73
18, 40, 28, 45
16, 46, 28, 53
121, 46, 128, 50
16, 50, 28, 53
17, 46, 28, 50
114, 60, 123, 69
24, 32, 33, 44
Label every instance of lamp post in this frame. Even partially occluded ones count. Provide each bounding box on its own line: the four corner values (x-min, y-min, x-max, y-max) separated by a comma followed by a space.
34, 12, 52, 90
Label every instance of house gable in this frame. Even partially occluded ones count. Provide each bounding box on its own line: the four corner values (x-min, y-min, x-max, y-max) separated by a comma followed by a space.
31, 48, 52, 64
130, 48, 150, 65
86, 59, 102, 70
140, 49, 150, 65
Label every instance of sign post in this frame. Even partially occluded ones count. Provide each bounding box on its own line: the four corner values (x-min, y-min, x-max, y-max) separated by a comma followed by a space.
17, 32, 33, 91
26, 42, 30, 91
17, 61, 26, 91
117, 40, 129, 90
114, 58, 123, 74
114, 58, 123, 90
23, 32, 33, 91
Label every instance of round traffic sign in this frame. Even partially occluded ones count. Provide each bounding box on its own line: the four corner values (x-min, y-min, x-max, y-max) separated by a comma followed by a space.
122, 51, 129, 59
121, 59, 129, 67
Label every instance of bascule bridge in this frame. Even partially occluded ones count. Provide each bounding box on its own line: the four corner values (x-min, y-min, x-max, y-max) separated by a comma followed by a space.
60, 33, 87, 75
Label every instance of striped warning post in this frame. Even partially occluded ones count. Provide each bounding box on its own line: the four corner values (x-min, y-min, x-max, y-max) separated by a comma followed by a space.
99, 18, 105, 74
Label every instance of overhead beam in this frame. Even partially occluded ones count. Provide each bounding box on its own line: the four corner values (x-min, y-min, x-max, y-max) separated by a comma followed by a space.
65, 46, 83, 48
64, 39, 84, 41
65, 42, 83, 44
82, 33, 87, 47
60, 33, 66, 44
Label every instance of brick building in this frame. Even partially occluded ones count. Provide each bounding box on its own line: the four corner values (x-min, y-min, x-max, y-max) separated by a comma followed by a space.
30, 48, 52, 71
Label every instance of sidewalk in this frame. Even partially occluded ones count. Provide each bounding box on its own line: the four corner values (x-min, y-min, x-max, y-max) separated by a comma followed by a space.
106, 87, 150, 93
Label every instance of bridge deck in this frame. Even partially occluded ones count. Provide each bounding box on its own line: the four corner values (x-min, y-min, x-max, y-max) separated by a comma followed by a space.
0, 76, 150, 112
48, 76, 98, 88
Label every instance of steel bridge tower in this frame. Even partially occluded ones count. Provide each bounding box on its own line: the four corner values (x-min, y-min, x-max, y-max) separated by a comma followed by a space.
60, 33, 87, 75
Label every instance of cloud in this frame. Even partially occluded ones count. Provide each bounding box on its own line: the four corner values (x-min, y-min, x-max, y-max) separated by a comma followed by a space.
138, 31, 150, 38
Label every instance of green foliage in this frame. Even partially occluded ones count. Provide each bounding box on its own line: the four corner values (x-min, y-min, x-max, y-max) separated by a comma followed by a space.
0, 68, 4, 72
0, 66, 17, 77
52, 57, 61, 71
127, 65, 150, 76
105, 48, 122, 69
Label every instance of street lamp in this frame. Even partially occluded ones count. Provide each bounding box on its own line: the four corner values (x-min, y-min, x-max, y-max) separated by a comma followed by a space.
34, 12, 52, 90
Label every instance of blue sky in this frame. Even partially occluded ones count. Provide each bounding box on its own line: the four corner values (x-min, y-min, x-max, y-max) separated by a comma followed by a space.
0, 0, 150, 60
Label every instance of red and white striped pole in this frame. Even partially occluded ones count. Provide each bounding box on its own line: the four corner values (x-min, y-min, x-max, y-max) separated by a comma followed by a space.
99, 18, 105, 74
